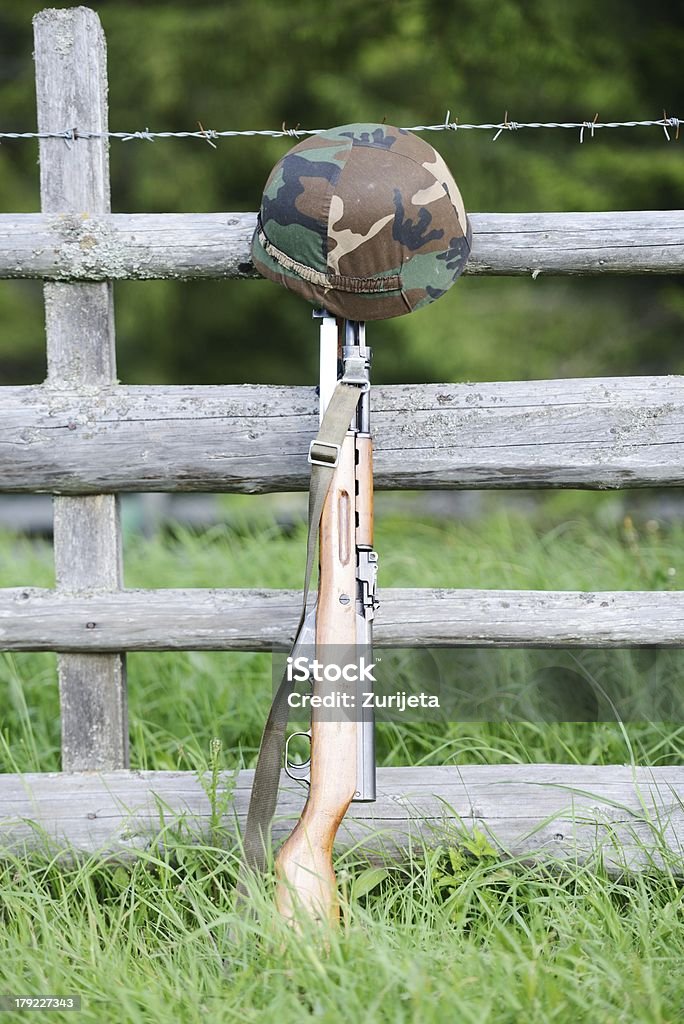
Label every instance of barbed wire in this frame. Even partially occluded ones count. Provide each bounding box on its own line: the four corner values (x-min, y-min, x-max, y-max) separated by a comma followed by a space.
0, 113, 681, 146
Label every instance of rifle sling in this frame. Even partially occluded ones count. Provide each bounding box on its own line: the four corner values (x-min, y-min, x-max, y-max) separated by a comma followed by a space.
237, 379, 364, 891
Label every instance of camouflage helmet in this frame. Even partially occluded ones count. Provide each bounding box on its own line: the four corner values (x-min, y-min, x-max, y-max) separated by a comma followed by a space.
251, 122, 471, 321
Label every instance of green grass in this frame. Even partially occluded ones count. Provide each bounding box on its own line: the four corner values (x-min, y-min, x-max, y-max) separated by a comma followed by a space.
1, 500, 683, 1022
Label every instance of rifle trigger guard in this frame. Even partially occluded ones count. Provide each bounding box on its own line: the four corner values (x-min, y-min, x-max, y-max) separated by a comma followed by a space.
284, 730, 312, 785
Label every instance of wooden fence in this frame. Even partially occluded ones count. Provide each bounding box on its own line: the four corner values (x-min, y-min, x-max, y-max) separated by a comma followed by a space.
1, 7, 683, 874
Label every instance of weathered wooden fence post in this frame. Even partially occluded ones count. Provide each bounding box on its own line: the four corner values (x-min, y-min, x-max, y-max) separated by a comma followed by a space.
33, 8, 128, 770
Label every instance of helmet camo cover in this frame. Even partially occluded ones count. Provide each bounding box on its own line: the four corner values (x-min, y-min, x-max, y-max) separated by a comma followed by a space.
252, 122, 471, 320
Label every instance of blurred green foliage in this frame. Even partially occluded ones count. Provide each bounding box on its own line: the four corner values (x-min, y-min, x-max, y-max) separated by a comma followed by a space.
0, 0, 682, 386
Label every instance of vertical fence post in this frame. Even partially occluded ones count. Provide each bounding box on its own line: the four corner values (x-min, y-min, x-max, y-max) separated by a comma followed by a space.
33, 8, 128, 770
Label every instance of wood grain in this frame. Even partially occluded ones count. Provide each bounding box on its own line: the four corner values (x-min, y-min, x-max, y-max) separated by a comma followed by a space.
356, 437, 374, 547
2, 586, 684, 650
34, 7, 127, 771
3, 376, 684, 493
0, 210, 681, 279
1, 765, 681, 874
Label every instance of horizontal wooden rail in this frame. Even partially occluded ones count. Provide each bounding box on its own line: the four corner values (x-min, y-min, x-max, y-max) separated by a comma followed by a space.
1, 587, 683, 649
0, 210, 681, 280
3, 377, 683, 493
1, 765, 682, 873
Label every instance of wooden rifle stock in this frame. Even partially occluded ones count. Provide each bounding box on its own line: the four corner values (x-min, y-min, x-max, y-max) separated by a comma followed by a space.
274, 315, 376, 927
275, 431, 359, 925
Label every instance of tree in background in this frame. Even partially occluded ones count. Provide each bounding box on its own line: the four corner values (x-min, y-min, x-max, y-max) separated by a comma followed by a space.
0, 0, 682, 386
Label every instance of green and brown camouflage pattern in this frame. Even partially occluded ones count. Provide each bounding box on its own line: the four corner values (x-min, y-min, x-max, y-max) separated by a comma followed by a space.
251, 123, 471, 320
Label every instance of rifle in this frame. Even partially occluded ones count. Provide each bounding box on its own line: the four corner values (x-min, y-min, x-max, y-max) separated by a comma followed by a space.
243, 119, 470, 930
275, 311, 378, 926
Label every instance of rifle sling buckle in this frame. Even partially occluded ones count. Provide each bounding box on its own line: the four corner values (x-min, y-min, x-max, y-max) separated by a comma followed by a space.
308, 439, 341, 468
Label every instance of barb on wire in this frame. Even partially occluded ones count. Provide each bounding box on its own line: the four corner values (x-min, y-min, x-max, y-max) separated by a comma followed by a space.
121, 128, 155, 142
0, 115, 680, 144
579, 113, 599, 144
662, 110, 681, 142
492, 112, 521, 141
197, 121, 217, 149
